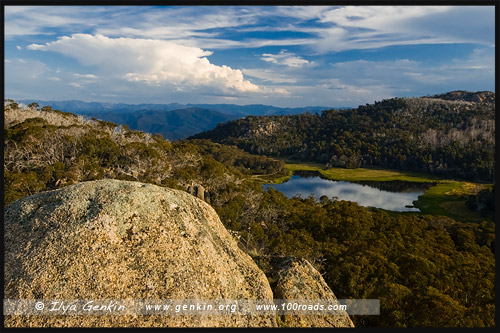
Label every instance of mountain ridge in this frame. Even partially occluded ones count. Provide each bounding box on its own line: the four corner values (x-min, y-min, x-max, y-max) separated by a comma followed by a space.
84, 107, 239, 140
17, 99, 334, 116
15, 100, 335, 140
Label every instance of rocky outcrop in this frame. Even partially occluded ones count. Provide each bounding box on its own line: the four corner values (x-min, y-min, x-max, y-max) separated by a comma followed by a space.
270, 257, 355, 328
187, 183, 209, 203
4, 179, 276, 327
428, 91, 495, 104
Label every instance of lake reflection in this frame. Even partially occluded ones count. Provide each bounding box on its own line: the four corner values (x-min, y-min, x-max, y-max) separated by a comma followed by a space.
264, 175, 426, 212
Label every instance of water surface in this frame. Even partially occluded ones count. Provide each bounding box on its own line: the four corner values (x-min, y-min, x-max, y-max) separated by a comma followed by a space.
264, 175, 429, 212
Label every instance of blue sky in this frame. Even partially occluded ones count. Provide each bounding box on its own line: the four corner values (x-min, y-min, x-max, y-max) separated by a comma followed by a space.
4, 5, 495, 107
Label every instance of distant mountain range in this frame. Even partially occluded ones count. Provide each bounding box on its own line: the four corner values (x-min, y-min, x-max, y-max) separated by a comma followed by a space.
17, 100, 335, 140
87, 107, 238, 141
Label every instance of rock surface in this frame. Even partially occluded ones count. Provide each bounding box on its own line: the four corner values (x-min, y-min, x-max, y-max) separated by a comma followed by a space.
271, 257, 355, 328
428, 90, 495, 104
4, 179, 276, 327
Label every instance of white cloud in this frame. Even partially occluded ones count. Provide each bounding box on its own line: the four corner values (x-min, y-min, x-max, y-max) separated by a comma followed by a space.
28, 34, 261, 93
242, 69, 297, 83
326, 56, 494, 97
74, 73, 98, 79
273, 6, 332, 20
5, 58, 48, 79
315, 6, 494, 52
5, 5, 495, 54
4, 6, 97, 38
5, 6, 495, 107
68, 82, 83, 88
319, 6, 449, 29
71, 73, 99, 86
96, 7, 257, 40
5, 6, 261, 47
272, 88, 291, 96
171, 36, 314, 50
261, 50, 311, 67
456, 47, 495, 72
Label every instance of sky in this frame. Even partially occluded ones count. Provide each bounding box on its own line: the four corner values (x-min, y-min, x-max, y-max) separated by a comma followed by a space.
4, 5, 495, 107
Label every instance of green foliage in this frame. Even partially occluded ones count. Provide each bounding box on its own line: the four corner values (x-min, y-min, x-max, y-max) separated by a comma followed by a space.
191, 139, 285, 176
152, 133, 172, 152
4, 107, 181, 205
218, 184, 495, 327
466, 186, 495, 219
7, 102, 19, 109
28, 102, 40, 110
200, 155, 226, 179
6, 117, 50, 143
5, 170, 47, 203
124, 142, 161, 160
79, 132, 121, 166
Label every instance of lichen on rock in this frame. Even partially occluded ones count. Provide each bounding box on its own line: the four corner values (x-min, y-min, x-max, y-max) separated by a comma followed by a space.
270, 256, 355, 328
4, 179, 276, 327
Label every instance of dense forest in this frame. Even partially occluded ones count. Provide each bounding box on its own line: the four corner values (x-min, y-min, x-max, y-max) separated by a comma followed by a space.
3, 99, 495, 327
192, 91, 495, 182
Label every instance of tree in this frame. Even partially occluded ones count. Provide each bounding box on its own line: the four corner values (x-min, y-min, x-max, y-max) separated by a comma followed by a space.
28, 102, 40, 110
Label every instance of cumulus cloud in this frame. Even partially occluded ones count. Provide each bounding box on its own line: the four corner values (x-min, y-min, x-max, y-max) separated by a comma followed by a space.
28, 34, 261, 93
261, 50, 311, 67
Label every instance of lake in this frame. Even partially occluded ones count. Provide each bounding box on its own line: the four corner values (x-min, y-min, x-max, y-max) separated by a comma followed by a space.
264, 174, 433, 212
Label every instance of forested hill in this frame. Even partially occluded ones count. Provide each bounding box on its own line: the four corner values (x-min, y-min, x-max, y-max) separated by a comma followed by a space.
192, 91, 495, 182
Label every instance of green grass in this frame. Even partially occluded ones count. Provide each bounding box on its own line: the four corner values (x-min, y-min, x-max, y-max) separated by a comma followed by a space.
266, 161, 493, 223
252, 169, 292, 184
287, 163, 442, 183
413, 181, 492, 222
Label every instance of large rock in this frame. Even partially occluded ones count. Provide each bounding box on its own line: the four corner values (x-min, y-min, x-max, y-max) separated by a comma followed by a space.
271, 257, 355, 328
4, 179, 276, 327
186, 184, 206, 202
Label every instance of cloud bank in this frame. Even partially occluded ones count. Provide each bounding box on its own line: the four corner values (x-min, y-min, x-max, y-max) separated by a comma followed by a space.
28, 34, 261, 93
5, 5, 494, 106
